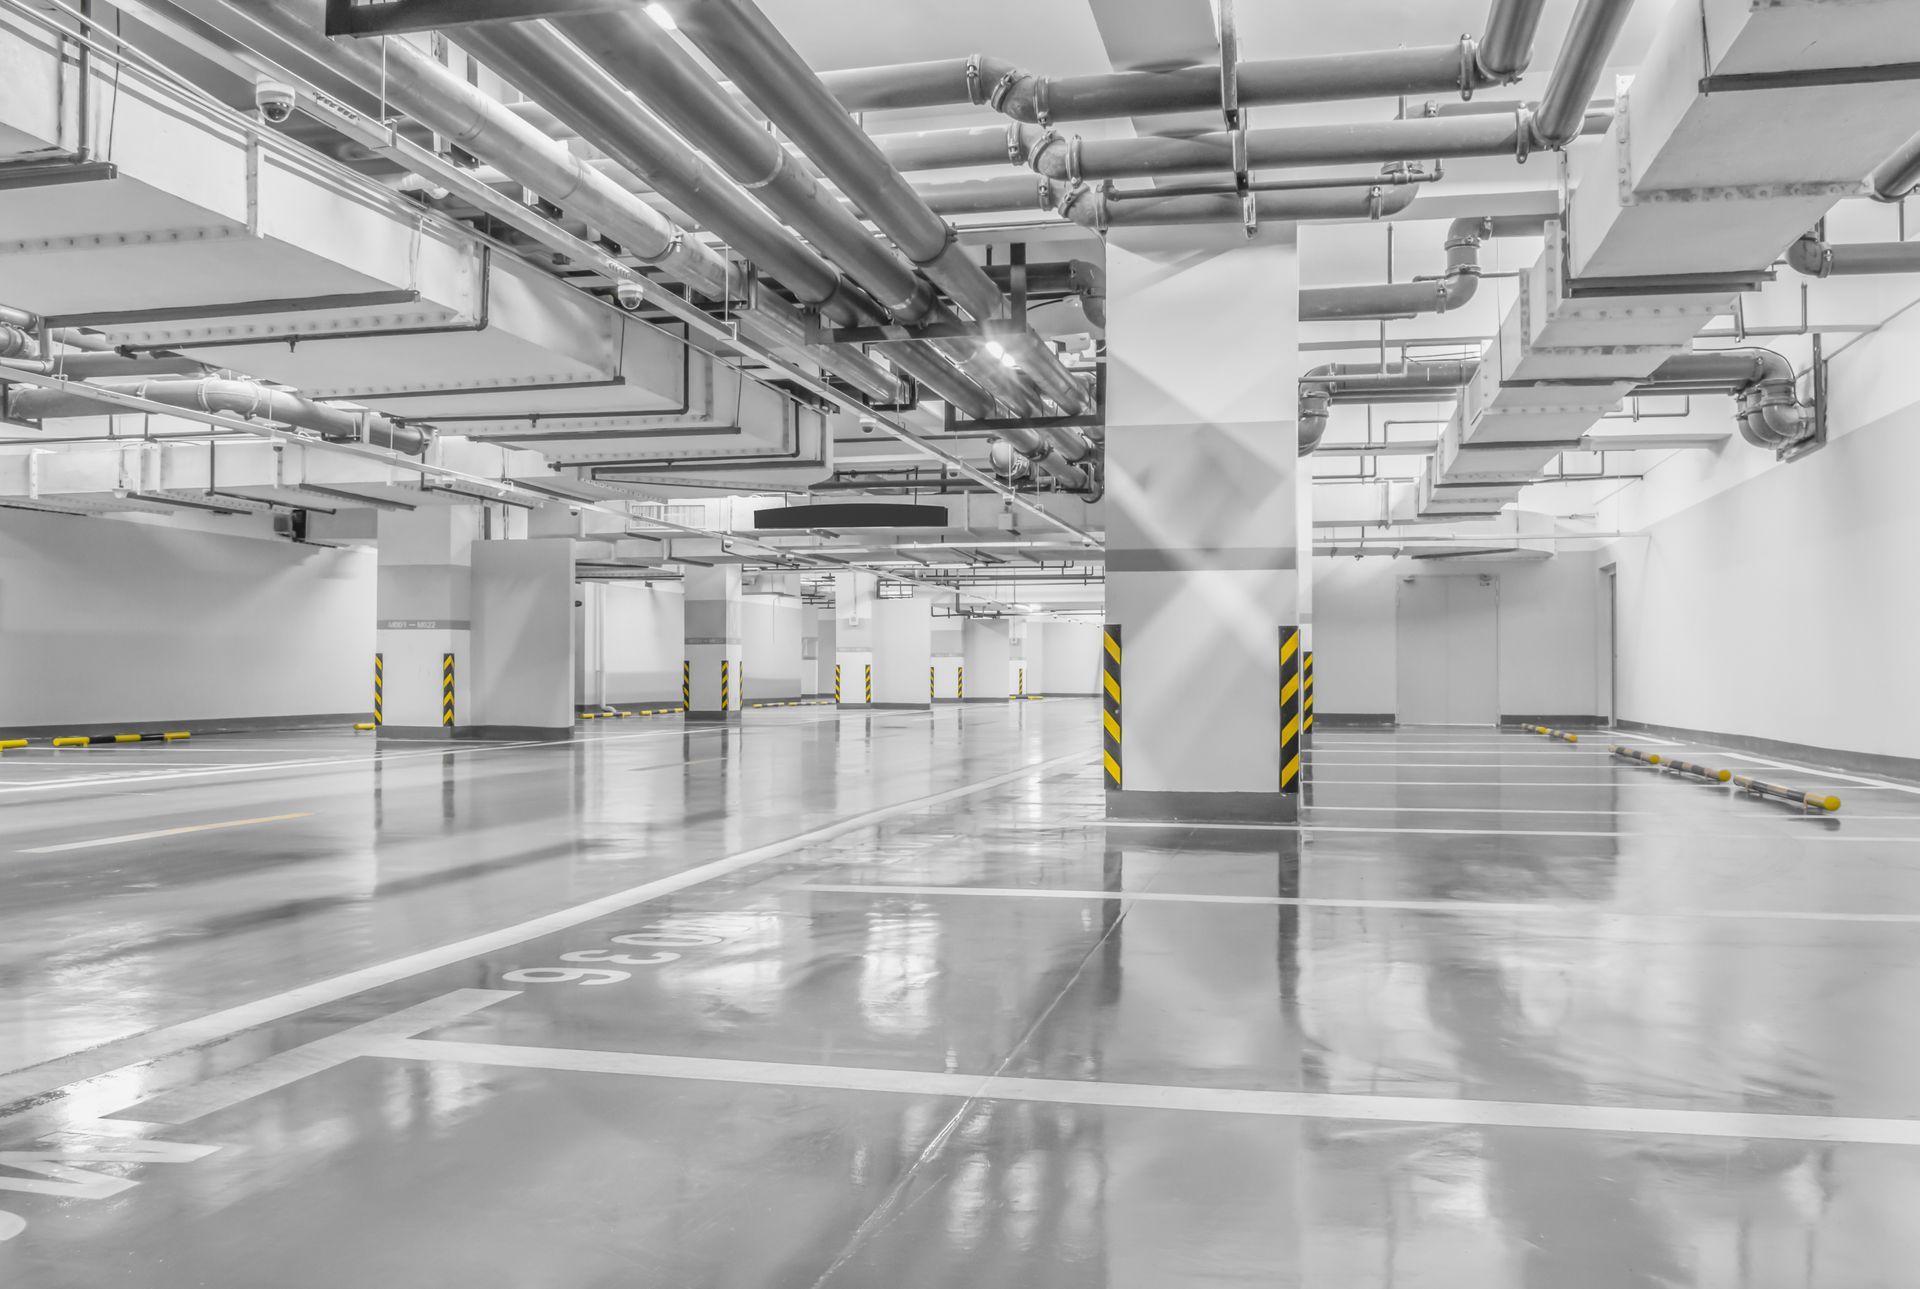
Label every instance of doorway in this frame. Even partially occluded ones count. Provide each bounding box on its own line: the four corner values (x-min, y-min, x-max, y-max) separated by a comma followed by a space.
1395, 574, 1499, 725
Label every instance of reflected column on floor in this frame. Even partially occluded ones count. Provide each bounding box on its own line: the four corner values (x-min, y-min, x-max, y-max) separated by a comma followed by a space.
1103, 224, 1301, 823
684, 565, 742, 723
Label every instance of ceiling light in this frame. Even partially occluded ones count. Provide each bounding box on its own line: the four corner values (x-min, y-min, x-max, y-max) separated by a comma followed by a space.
1000, 352, 1017, 368
984, 340, 1005, 359
646, 3, 676, 29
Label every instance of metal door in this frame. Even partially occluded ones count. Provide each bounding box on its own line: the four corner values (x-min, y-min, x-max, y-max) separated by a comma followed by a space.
1395, 574, 1499, 725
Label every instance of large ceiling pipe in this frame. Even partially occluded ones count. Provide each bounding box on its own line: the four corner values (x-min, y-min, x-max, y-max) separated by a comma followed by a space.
546, 12, 1084, 474
1298, 360, 1480, 454
1637, 350, 1809, 449
1871, 130, 1920, 203
8, 377, 428, 454
1301, 215, 1548, 322
458, 27, 970, 411
225, 2, 733, 298
1530, 0, 1638, 150
657, 0, 1093, 420
455, 23, 882, 330
1059, 177, 1418, 231
535, 17, 1009, 419
1786, 230, 1920, 277
815, 0, 1549, 121
213, 0, 902, 405
1017, 107, 1614, 185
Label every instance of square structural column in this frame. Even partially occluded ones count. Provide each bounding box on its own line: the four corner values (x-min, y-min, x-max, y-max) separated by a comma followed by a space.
376, 505, 479, 738
1104, 224, 1301, 823
870, 591, 933, 710
931, 620, 964, 704
742, 573, 804, 705
684, 564, 742, 722
962, 618, 1012, 702
835, 570, 875, 707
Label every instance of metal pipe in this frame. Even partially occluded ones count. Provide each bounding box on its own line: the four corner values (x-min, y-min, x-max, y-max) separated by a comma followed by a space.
818, 0, 1553, 123
7, 376, 427, 454
1476, 0, 1551, 82
661, 0, 1092, 417
1300, 215, 1543, 323
1020, 108, 1612, 184
1871, 129, 1920, 202
455, 23, 882, 329
221, 0, 735, 301
1059, 176, 1418, 231
549, 10, 1081, 470
1298, 359, 1480, 455
1786, 229, 1920, 277
1530, 0, 1637, 149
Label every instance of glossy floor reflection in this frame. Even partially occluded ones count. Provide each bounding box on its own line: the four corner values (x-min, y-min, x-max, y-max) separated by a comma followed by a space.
3, 710, 1918, 1286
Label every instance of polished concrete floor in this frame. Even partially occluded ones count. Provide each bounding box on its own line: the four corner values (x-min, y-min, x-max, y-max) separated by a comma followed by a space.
2, 704, 1919, 1285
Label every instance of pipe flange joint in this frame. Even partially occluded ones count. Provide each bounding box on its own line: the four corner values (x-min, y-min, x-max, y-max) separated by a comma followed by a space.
1006, 122, 1026, 165
964, 54, 986, 106
1367, 184, 1385, 220
634, 228, 685, 267
985, 68, 1022, 115
1067, 135, 1084, 186
1458, 36, 1477, 101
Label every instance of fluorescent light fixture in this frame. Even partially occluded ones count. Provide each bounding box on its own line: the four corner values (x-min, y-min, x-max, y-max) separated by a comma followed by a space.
646, 3, 676, 29
999, 352, 1018, 368
984, 340, 1005, 359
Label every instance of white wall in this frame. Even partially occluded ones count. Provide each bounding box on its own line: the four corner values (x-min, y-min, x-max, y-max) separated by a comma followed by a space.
1597, 317, 1920, 760
578, 581, 684, 707
0, 511, 373, 729
1031, 620, 1103, 695
1309, 555, 1604, 722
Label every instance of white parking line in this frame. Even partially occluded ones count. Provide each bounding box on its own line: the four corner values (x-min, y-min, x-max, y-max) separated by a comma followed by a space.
21, 812, 314, 855
0, 747, 1085, 1110
373, 1037, 1920, 1146
792, 882, 1920, 924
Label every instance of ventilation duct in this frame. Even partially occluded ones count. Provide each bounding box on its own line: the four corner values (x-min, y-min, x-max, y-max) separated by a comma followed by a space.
7, 377, 428, 455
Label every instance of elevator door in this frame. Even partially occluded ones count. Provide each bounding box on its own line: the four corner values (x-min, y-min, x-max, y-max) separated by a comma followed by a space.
1395, 574, 1499, 725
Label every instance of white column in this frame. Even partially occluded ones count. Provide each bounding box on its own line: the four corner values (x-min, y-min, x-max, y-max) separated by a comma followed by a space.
931, 619, 964, 703
870, 592, 933, 709
962, 618, 1012, 702
742, 573, 804, 704
470, 537, 575, 736
834, 570, 875, 707
1104, 224, 1301, 822
684, 564, 742, 722
376, 505, 480, 737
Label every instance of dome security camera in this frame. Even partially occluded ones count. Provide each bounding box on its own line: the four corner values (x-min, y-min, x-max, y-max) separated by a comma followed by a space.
614, 279, 646, 310
254, 78, 297, 124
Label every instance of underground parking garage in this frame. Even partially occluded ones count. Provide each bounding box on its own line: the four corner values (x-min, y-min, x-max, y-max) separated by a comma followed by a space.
2, 0, 1920, 1283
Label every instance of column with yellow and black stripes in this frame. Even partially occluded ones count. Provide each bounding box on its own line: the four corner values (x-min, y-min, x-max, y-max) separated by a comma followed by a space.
1102, 624, 1122, 790
373, 653, 383, 727
1279, 627, 1302, 800
683, 566, 743, 723
1303, 648, 1315, 751
442, 652, 457, 728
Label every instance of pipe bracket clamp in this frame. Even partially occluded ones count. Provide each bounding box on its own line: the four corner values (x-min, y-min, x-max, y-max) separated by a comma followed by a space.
1458, 36, 1477, 100
1512, 107, 1534, 164
965, 55, 986, 106
1067, 136, 1083, 186
1367, 185, 1384, 220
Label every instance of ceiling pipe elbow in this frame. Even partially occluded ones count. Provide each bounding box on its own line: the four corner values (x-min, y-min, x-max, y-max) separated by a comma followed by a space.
1786, 234, 1832, 278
